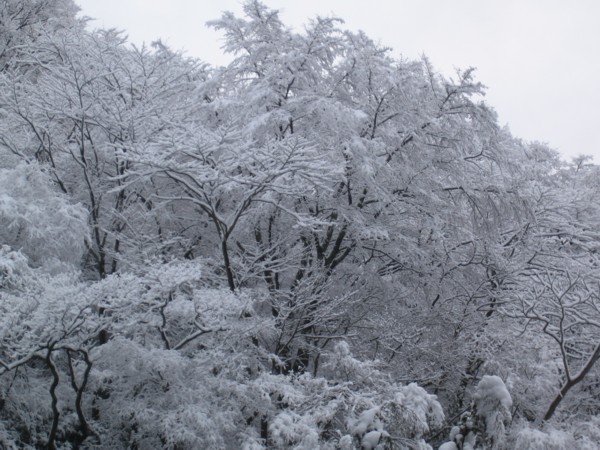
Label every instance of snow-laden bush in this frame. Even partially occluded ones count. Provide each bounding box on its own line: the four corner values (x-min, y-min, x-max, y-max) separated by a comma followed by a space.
514, 427, 575, 450
0, 245, 30, 289
473, 375, 512, 449
439, 375, 512, 450
511, 417, 600, 450
320, 343, 444, 449
0, 163, 88, 273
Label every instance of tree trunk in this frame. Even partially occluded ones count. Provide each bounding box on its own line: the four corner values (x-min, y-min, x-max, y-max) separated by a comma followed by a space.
222, 239, 236, 292
544, 342, 600, 421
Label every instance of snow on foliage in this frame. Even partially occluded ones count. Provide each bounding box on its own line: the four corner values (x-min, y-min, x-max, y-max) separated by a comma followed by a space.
473, 375, 512, 449
0, 245, 29, 289
438, 443, 458, 450
474, 375, 513, 416
269, 411, 320, 449
393, 383, 445, 438
514, 427, 576, 450
512, 418, 600, 450
0, 163, 88, 273
439, 376, 512, 450
321, 342, 443, 449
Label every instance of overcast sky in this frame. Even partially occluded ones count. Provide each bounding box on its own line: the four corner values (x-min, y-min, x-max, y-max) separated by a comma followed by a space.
75, 1, 600, 162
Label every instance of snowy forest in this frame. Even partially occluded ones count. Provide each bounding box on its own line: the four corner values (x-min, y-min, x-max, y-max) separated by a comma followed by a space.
1, 1, 600, 448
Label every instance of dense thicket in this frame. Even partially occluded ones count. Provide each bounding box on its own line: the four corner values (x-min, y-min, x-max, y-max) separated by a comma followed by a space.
1, 1, 600, 449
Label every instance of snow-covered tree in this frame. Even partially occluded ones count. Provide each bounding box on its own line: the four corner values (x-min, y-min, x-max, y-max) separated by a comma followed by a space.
2, 1, 600, 448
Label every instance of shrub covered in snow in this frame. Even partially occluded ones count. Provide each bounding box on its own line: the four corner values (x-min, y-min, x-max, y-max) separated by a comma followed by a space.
439, 375, 512, 450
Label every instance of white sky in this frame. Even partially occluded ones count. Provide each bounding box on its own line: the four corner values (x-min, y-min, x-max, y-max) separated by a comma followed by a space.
75, 0, 600, 162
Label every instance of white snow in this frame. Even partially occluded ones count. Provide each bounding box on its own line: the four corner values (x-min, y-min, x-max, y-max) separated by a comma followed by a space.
438, 443, 457, 450
350, 407, 381, 436
474, 375, 512, 419
361, 430, 382, 450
